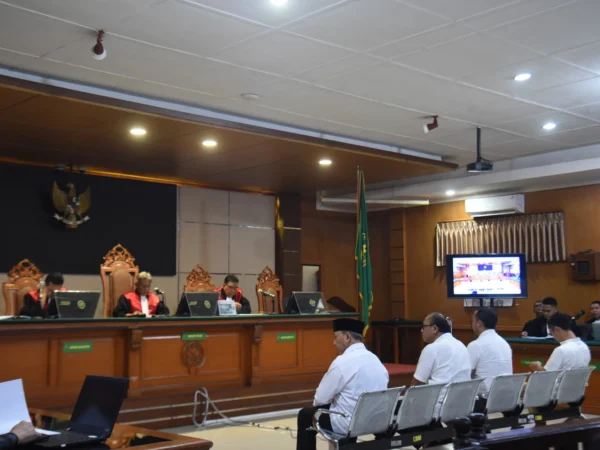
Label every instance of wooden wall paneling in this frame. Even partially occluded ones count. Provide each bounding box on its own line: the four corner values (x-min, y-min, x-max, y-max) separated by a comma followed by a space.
301, 198, 358, 309
367, 209, 391, 322
389, 209, 405, 319
276, 194, 302, 294
403, 185, 600, 329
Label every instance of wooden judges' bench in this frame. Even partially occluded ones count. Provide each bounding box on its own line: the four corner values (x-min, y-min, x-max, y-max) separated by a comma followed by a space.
0, 313, 413, 429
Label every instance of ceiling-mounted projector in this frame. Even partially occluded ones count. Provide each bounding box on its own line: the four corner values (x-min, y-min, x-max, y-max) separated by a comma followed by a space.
467, 127, 493, 173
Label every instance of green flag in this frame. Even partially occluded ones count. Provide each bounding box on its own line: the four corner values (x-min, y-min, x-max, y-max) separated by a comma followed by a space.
355, 168, 373, 336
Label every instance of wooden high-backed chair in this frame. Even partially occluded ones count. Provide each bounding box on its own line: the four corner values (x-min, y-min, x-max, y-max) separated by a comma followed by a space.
100, 244, 139, 317
183, 264, 216, 292
2, 259, 43, 315
255, 266, 284, 313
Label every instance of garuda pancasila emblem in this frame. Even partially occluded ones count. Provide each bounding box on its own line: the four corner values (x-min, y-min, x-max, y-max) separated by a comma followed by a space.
52, 182, 91, 229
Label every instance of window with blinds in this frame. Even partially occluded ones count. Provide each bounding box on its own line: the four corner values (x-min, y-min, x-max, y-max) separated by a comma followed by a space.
435, 212, 566, 267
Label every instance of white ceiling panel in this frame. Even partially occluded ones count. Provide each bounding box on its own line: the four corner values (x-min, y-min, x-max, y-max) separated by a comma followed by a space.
431, 127, 523, 150
393, 136, 468, 156
377, 116, 475, 141
553, 41, 600, 74
488, 0, 600, 54
400, 0, 516, 21
2, 0, 600, 179
180, 0, 347, 27
46, 36, 282, 98
550, 125, 600, 146
214, 31, 352, 76
485, 138, 567, 159
521, 77, 600, 109
5, 0, 162, 29
569, 102, 600, 121
285, 0, 448, 51
460, 56, 595, 93
496, 112, 597, 138
462, 0, 576, 32
322, 62, 548, 124
395, 32, 540, 80
0, 3, 86, 57
108, 0, 269, 57
293, 54, 380, 83
370, 23, 475, 59
254, 82, 418, 128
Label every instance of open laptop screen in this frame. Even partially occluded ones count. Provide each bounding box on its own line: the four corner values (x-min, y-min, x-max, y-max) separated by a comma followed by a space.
70, 376, 129, 437
284, 292, 327, 314
54, 291, 100, 319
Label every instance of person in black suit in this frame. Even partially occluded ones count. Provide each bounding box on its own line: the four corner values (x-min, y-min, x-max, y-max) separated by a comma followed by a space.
521, 297, 579, 337
586, 301, 600, 324
521, 301, 543, 336
0, 421, 41, 450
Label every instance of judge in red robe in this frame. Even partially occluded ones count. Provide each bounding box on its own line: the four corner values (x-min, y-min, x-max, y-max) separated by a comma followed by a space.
175, 274, 252, 316
113, 271, 170, 317
215, 274, 251, 314
20, 272, 66, 318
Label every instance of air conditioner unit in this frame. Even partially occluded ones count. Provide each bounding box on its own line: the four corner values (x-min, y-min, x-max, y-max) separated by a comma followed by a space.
465, 194, 524, 218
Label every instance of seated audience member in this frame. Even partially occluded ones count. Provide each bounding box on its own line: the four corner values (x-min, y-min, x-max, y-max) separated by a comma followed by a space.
296, 319, 388, 450
587, 301, 600, 324
113, 272, 170, 317
215, 275, 251, 314
529, 313, 591, 373
521, 297, 580, 337
521, 301, 543, 336
468, 307, 512, 410
0, 421, 41, 450
19, 272, 66, 317
413, 312, 471, 386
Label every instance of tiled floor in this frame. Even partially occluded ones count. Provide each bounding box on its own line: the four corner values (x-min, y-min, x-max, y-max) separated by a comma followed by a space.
164, 412, 598, 450
165, 414, 451, 450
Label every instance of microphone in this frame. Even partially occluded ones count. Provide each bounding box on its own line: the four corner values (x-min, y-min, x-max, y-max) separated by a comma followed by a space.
258, 289, 276, 298
154, 287, 165, 295
572, 310, 585, 321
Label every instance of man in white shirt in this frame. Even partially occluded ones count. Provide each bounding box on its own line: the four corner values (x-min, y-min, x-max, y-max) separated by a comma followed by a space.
529, 313, 591, 372
412, 312, 471, 387
296, 319, 388, 450
467, 307, 513, 410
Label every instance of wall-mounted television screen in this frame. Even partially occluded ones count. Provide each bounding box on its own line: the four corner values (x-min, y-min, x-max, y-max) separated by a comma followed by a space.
446, 254, 528, 299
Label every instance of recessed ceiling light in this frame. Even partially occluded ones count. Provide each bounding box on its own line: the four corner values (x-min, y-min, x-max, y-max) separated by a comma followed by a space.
319, 159, 332, 166
130, 127, 146, 136
542, 122, 557, 131
514, 73, 532, 82
241, 93, 260, 100
446, 190, 456, 196
202, 139, 217, 148
270, 0, 288, 5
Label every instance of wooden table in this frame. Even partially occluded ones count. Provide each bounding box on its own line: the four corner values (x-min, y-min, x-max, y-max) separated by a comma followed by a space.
0, 313, 357, 429
28, 407, 212, 450
371, 319, 422, 364
506, 337, 600, 414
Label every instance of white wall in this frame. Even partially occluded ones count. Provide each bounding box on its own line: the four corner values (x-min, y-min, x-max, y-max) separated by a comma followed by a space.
0, 186, 276, 315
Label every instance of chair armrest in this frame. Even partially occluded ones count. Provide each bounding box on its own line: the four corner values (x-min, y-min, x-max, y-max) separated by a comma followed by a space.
312, 409, 348, 443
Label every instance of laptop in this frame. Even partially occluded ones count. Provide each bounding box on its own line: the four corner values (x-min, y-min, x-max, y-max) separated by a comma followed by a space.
54, 291, 100, 319
284, 291, 328, 315
185, 292, 220, 317
35, 375, 129, 448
